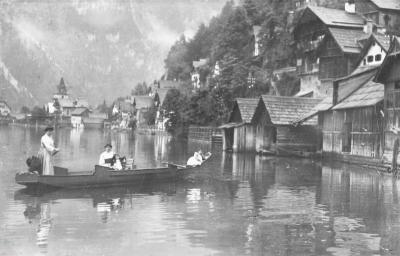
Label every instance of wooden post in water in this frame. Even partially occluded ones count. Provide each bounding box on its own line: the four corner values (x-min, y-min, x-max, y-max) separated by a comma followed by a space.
392, 138, 399, 175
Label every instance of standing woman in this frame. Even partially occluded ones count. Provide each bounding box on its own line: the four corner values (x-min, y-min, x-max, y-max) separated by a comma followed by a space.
39, 127, 59, 175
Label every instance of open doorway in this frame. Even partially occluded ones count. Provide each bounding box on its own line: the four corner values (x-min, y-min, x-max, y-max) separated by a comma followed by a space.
342, 122, 352, 153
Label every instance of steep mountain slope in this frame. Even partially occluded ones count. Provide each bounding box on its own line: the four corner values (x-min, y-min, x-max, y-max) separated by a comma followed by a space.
0, 0, 227, 109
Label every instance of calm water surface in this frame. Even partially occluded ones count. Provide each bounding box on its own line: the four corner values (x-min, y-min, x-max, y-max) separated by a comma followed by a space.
0, 126, 400, 256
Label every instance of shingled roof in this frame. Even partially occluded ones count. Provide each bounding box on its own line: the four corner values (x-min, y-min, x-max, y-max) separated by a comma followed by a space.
292, 97, 333, 125
234, 98, 259, 123
328, 28, 367, 54
261, 95, 322, 125
370, 0, 400, 11
373, 33, 391, 51
304, 6, 365, 29
333, 78, 383, 110
293, 67, 382, 124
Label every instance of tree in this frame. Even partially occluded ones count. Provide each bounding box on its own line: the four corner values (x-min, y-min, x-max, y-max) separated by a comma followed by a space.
162, 89, 189, 136
143, 106, 157, 125
20, 106, 30, 114
98, 100, 109, 113
131, 82, 149, 96
164, 35, 192, 81
31, 106, 47, 117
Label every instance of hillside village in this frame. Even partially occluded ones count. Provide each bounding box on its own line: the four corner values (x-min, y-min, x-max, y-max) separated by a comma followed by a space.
216, 0, 400, 168
156, 0, 400, 169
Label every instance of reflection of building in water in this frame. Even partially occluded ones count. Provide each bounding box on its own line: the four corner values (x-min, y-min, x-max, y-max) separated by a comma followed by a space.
154, 135, 169, 162
107, 131, 136, 163
134, 135, 157, 168
70, 128, 83, 156
37, 203, 52, 254
321, 164, 400, 254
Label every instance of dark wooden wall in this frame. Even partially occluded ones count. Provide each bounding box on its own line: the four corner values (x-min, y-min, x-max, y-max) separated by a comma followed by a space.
318, 36, 357, 80
277, 125, 319, 152
322, 106, 383, 158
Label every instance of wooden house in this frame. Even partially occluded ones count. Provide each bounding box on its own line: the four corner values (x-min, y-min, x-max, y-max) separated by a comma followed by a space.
71, 107, 90, 128
293, 4, 365, 97
191, 59, 208, 89
375, 51, 400, 161
355, 0, 400, 34
254, 96, 322, 155
220, 98, 259, 153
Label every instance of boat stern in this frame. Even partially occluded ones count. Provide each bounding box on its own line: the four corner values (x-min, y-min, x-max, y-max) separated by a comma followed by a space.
15, 172, 40, 186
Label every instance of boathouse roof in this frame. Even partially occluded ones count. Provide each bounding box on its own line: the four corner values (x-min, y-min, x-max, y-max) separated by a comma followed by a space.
233, 98, 259, 123
293, 67, 383, 123
333, 78, 383, 110
261, 95, 322, 125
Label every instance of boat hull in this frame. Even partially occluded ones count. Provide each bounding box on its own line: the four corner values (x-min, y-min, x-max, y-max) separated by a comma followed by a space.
16, 165, 179, 189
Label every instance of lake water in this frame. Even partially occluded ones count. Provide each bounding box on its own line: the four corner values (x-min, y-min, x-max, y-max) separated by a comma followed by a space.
0, 126, 400, 256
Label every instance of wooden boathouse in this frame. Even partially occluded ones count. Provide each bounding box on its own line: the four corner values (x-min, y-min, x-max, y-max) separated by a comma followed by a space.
294, 66, 385, 165
254, 95, 322, 155
324, 67, 384, 159
220, 98, 259, 153
375, 51, 400, 163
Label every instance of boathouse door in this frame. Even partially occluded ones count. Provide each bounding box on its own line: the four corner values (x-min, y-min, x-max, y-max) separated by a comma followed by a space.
224, 128, 234, 151
342, 122, 352, 153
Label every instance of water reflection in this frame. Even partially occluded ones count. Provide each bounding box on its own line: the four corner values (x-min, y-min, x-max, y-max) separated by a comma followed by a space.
2, 127, 400, 255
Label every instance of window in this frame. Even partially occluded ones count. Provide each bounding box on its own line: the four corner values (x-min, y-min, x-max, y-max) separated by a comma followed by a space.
375, 54, 382, 62
395, 81, 400, 90
367, 56, 374, 63
363, 59, 367, 65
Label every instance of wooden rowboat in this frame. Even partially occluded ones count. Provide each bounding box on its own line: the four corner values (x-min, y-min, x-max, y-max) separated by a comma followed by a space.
15, 164, 179, 189
16, 154, 212, 189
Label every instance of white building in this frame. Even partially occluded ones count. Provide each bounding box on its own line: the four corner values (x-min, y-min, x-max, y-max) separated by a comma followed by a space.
0, 100, 11, 116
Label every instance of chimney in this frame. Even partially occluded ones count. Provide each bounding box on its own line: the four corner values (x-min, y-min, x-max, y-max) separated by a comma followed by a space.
345, 0, 355, 14
363, 19, 375, 34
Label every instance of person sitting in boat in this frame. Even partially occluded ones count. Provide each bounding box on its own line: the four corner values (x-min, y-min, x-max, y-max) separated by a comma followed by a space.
112, 154, 123, 170
99, 144, 115, 168
186, 150, 203, 167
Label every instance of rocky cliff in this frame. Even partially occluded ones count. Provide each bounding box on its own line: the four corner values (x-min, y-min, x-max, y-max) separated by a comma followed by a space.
0, 0, 226, 109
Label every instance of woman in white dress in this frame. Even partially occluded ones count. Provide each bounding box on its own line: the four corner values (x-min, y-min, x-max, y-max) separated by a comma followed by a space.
38, 127, 59, 175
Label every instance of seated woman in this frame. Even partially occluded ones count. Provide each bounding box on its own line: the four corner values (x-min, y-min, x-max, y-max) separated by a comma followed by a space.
186, 151, 203, 167
99, 144, 115, 168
